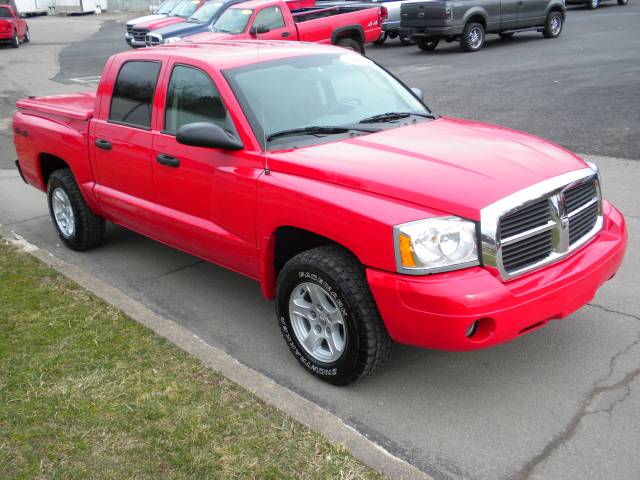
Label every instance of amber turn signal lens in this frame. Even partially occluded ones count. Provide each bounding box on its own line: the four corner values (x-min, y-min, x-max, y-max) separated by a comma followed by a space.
399, 233, 417, 267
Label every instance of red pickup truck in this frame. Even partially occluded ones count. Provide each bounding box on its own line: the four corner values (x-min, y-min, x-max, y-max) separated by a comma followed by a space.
0, 5, 29, 48
13, 41, 627, 385
186, 0, 382, 53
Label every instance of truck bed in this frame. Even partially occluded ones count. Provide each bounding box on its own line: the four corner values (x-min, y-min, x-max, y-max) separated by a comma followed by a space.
16, 92, 96, 122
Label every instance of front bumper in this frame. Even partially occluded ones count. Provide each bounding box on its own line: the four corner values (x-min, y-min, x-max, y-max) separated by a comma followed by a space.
367, 201, 627, 351
125, 34, 147, 48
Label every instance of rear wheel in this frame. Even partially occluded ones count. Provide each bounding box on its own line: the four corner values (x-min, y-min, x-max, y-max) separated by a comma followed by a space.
23, 27, 30, 42
12, 31, 19, 48
461, 22, 485, 52
336, 37, 364, 54
417, 38, 439, 51
276, 245, 393, 385
543, 11, 563, 38
47, 169, 105, 251
373, 31, 388, 45
588, 0, 600, 9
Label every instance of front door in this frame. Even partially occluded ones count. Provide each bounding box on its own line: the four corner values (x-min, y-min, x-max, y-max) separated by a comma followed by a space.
249, 5, 295, 40
151, 63, 260, 276
91, 59, 162, 234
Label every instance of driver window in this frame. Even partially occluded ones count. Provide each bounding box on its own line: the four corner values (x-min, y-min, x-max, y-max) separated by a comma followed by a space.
164, 65, 236, 135
252, 6, 285, 30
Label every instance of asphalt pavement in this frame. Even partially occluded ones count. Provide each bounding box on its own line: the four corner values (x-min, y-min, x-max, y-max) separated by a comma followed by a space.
0, 7, 639, 480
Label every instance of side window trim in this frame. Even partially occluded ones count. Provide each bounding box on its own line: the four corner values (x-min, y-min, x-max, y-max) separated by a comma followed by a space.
108, 60, 162, 131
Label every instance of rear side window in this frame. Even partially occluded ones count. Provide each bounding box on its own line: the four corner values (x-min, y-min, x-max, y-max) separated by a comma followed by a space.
164, 65, 235, 135
109, 61, 161, 129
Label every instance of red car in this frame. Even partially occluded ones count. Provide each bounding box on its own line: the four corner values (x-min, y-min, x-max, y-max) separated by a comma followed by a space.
13, 41, 627, 385
0, 5, 29, 48
184, 0, 382, 53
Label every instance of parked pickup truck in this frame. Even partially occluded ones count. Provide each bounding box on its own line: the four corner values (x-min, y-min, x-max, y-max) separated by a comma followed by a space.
125, 0, 183, 44
187, 0, 382, 53
127, 0, 206, 48
399, 0, 566, 52
0, 4, 29, 48
145, 0, 250, 46
13, 41, 627, 385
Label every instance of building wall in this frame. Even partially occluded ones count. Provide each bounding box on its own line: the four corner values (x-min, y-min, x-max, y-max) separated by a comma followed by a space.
106, 0, 159, 12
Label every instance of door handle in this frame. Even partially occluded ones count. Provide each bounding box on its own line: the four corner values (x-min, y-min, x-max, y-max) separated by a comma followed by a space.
95, 139, 112, 150
281, 31, 290, 38
156, 153, 180, 168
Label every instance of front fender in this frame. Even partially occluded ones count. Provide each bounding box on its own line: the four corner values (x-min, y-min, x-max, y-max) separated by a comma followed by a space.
256, 171, 447, 299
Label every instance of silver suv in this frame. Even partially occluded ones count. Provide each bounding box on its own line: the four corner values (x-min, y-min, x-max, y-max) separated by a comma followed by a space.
399, 0, 567, 52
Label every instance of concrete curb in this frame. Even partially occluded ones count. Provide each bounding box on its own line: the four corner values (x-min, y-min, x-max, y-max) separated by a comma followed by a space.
1, 226, 432, 480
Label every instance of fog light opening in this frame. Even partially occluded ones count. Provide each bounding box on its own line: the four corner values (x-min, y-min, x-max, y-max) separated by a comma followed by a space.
465, 320, 479, 338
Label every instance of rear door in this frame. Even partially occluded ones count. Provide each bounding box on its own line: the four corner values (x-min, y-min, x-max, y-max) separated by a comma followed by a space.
90, 58, 163, 233
150, 61, 261, 276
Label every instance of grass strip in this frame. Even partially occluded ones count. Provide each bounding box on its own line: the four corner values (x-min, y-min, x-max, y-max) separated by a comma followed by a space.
0, 241, 383, 479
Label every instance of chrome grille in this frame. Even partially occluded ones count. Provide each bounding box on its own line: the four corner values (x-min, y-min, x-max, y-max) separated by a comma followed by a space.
132, 28, 148, 42
480, 167, 603, 281
126, 25, 134, 35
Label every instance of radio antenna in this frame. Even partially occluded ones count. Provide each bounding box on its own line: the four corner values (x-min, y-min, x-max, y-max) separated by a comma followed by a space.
256, 34, 270, 175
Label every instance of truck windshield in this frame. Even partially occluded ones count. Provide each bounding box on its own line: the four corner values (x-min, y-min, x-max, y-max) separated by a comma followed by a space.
189, 1, 223, 22
157, 0, 181, 14
170, 0, 200, 18
212, 8, 253, 33
224, 53, 433, 149
0, 7, 13, 18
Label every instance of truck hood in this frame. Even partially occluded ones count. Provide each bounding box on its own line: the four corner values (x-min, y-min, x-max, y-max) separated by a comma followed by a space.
135, 16, 186, 30
127, 14, 166, 27
153, 19, 210, 39
267, 117, 588, 221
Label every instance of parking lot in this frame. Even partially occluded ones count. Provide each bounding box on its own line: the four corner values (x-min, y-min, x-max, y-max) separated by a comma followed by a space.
1, 5, 639, 479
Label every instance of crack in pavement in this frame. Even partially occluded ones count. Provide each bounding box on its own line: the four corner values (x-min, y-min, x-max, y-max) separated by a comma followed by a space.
513, 306, 640, 480
130, 260, 204, 285
587, 302, 640, 322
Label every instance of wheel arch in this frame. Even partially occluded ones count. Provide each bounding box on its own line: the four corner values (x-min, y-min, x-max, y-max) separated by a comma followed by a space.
259, 226, 365, 300
331, 25, 365, 46
39, 152, 71, 188
463, 10, 488, 30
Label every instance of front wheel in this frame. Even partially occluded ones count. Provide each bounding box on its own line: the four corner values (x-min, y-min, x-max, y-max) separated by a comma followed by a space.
276, 245, 393, 385
461, 22, 485, 52
23, 27, 30, 42
417, 38, 439, 51
47, 169, 105, 251
543, 11, 563, 38
12, 31, 19, 48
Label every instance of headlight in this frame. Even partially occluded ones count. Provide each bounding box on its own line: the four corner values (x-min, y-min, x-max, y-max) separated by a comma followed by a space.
164, 36, 182, 44
394, 217, 479, 274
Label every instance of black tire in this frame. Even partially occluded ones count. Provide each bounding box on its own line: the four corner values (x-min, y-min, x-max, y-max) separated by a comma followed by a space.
460, 22, 485, 52
276, 245, 393, 385
588, 0, 600, 8
373, 31, 388, 45
417, 38, 439, 51
11, 31, 19, 48
336, 37, 364, 54
499, 32, 514, 39
399, 35, 415, 46
23, 27, 30, 43
543, 11, 563, 38
617, 0, 628, 5
47, 169, 105, 251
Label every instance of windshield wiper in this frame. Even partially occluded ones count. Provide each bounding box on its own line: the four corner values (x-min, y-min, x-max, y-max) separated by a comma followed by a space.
359, 112, 435, 124
266, 125, 378, 142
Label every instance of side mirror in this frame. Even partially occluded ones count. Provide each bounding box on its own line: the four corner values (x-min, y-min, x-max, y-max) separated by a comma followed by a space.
176, 122, 243, 150
410, 87, 424, 101
249, 24, 270, 35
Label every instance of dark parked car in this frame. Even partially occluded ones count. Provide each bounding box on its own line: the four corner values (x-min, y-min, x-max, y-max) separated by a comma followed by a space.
567, 0, 629, 9
145, 0, 247, 46
399, 0, 566, 52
